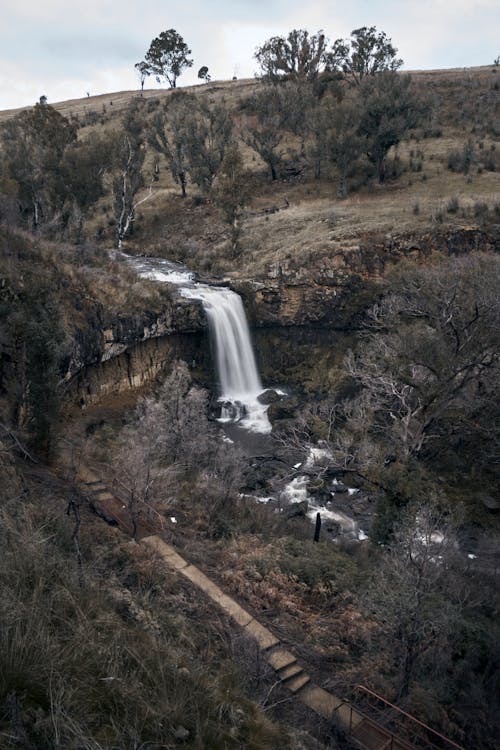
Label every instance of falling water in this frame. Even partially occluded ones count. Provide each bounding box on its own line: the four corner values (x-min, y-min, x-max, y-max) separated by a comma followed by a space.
124, 254, 271, 433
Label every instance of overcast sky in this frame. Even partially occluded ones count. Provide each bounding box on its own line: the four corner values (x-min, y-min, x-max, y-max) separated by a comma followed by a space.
1, 0, 498, 110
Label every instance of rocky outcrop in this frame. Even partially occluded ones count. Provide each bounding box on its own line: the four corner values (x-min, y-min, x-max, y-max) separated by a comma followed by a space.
62, 297, 208, 408
64, 296, 206, 380
233, 226, 499, 328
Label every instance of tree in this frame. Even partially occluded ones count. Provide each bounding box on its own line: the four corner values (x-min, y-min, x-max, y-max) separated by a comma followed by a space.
1, 103, 77, 230
358, 72, 424, 182
255, 29, 329, 82
142, 29, 193, 89
148, 94, 195, 197
9, 277, 67, 456
329, 26, 403, 86
366, 502, 466, 701
110, 103, 148, 247
345, 255, 500, 465
110, 360, 244, 535
328, 98, 363, 197
241, 87, 287, 180
215, 143, 252, 255
181, 100, 233, 194
198, 65, 211, 83
134, 60, 150, 91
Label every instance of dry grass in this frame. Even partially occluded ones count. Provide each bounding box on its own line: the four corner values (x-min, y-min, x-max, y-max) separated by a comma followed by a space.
1, 67, 498, 278
0, 456, 302, 749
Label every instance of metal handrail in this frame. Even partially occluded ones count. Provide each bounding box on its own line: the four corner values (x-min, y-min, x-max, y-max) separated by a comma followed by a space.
354, 685, 465, 750
330, 699, 416, 750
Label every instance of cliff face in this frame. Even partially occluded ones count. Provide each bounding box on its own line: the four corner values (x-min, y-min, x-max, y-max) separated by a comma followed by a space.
233, 227, 499, 328
63, 297, 208, 407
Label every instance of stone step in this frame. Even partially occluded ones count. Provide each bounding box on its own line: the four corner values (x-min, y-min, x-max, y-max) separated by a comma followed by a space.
286, 672, 311, 693
243, 618, 279, 651
267, 649, 297, 672
279, 663, 304, 682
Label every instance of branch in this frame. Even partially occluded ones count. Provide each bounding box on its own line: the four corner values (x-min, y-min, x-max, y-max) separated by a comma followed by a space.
0, 423, 39, 463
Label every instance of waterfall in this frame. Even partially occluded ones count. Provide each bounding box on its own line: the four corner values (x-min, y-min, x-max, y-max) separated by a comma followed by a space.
124, 254, 271, 433
181, 286, 262, 396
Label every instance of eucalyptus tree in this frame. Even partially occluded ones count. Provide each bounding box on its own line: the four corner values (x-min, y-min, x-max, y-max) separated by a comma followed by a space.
329, 26, 403, 86
110, 102, 147, 247
141, 29, 193, 89
134, 60, 150, 91
148, 93, 196, 197
241, 86, 288, 180
358, 71, 424, 183
215, 143, 253, 255
197, 65, 211, 83
254, 29, 329, 82
181, 100, 233, 194
328, 98, 363, 197
1, 103, 77, 230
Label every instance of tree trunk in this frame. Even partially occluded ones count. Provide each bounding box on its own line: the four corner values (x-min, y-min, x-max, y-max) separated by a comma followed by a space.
337, 173, 348, 199
377, 156, 386, 184
179, 171, 187, 198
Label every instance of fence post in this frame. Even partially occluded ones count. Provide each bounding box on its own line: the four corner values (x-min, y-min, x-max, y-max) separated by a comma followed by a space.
313, 512, 321, 542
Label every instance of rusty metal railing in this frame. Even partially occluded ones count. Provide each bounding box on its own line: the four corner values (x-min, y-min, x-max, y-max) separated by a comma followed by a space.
354, 685, 465, 750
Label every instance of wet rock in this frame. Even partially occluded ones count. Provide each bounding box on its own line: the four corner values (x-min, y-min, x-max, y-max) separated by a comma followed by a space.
268, 396, 300, 422
325, 520, 342, 536
480, 494, 500, 512
213, 400, 247, 422
286, 501, 309, 518
257, 388, 283, 405
331, 481, 349, 494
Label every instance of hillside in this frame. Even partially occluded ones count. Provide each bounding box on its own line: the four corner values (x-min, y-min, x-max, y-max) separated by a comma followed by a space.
1, 66, 498, 280
0, 64, 499, 749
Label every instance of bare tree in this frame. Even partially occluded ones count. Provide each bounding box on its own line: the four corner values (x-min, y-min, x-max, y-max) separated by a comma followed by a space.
364, 502, 466, 701
346, 255, 500, 463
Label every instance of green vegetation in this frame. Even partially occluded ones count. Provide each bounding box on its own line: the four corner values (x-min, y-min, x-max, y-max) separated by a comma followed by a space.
138, 29, 193, 90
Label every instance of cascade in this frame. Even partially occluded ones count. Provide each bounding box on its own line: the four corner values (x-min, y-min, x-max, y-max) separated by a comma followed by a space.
125, 254, 271, 433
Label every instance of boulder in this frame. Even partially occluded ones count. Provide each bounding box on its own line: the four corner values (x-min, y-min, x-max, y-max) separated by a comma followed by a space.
257, 389, 283, 405
268, 396, 300, 422
480, 494, 500, 512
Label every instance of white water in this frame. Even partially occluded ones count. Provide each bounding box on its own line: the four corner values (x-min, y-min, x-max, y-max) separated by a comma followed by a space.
180, 285, 271, 433
123, 254, 271, 433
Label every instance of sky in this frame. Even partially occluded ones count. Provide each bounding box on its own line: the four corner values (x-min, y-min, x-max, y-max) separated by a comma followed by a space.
1, 0, 499, 111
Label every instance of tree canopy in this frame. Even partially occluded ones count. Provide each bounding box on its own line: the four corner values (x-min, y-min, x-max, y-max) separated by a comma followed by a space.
141, 29, 193, 89
358, 72, 424, 182
254, 29, 329, 82
330, 26, 403, 85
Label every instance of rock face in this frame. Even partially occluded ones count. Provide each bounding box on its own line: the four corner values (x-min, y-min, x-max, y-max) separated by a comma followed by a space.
63, 297, 209, 408
233, 227, 499, 329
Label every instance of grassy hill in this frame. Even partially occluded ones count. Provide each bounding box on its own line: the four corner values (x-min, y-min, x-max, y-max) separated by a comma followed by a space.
1, 67, 498, 278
